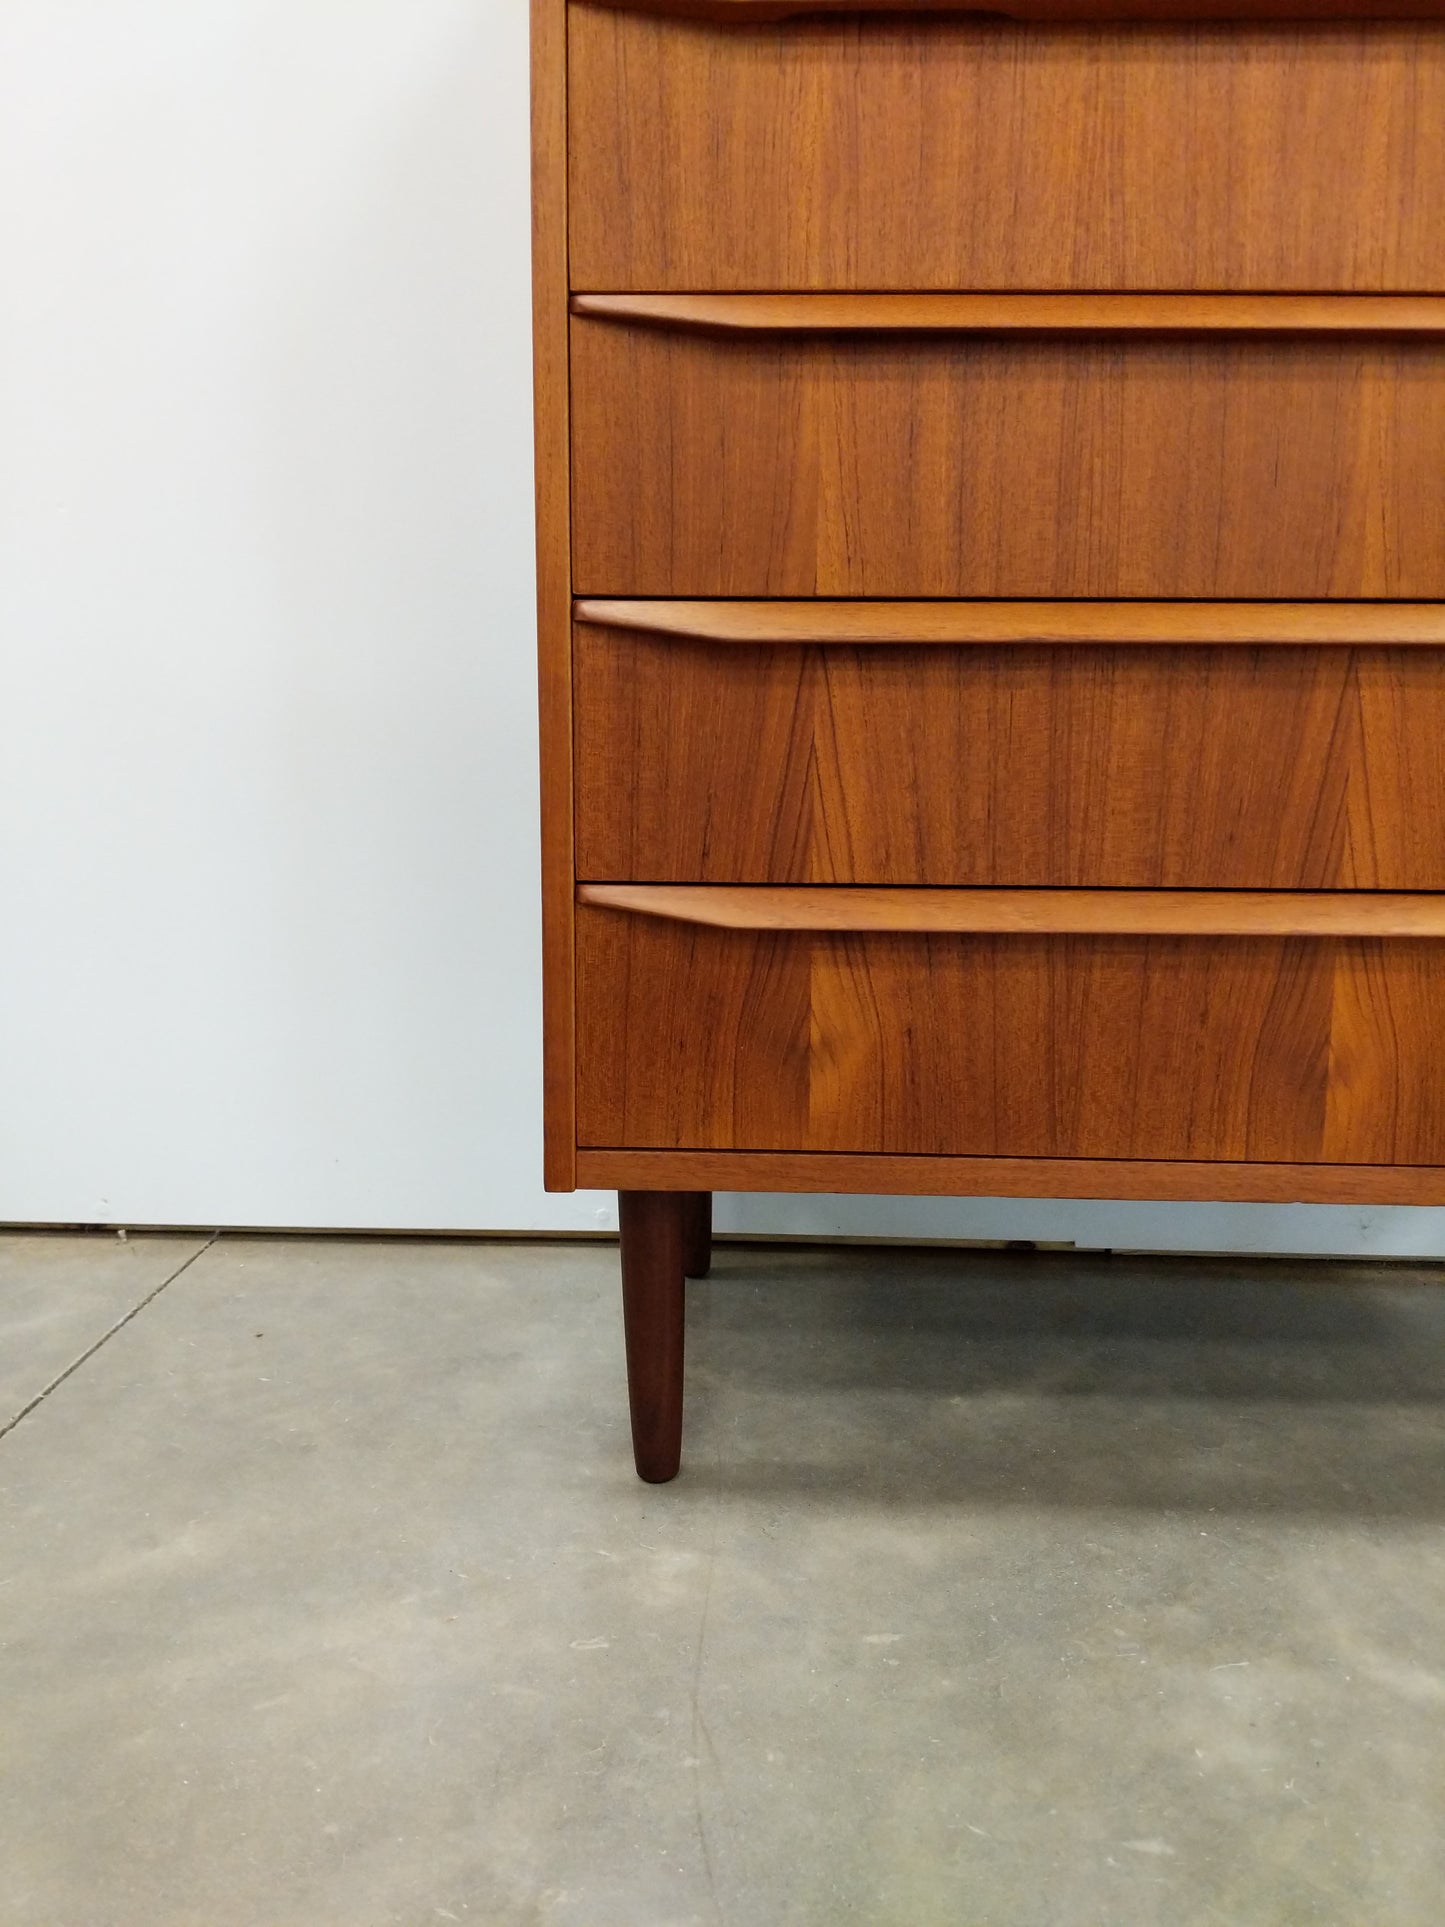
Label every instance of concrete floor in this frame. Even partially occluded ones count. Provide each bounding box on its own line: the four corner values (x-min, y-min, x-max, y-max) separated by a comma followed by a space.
2, 1236, 1444, 1925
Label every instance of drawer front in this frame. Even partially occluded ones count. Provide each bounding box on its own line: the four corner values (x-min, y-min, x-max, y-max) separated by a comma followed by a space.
569, 8, 1445, 293
573, 623, 1445, 889
576, 906, 1445, 1163
569, 320, 1445, 598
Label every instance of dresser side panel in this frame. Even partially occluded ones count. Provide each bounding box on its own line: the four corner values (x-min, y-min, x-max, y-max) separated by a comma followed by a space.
533, 0, 576, 1187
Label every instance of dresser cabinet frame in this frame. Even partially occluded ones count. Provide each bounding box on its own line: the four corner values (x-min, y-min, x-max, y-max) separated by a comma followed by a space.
532, 0, 1445, 1481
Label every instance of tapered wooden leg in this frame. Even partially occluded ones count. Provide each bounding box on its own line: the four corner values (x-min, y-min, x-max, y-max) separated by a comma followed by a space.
618, 1190, 686, 1482
681, 1190, 713, 1279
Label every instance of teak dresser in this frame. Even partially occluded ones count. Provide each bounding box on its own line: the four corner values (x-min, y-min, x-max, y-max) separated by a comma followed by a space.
531, 0, 1445, 1481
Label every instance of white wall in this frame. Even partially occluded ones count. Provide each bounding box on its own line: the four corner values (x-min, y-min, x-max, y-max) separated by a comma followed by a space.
1, 1, 1441, 1258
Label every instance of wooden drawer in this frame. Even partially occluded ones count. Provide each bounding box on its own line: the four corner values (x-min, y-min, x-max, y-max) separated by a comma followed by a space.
569, 309, 1445, 599
573, 604, 1445, 889
575, 892, 1445, 1163
569, 6, 1445, 294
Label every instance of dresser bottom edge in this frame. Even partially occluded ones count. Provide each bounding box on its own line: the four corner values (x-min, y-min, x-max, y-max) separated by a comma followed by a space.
573, 1151, 1445, 1208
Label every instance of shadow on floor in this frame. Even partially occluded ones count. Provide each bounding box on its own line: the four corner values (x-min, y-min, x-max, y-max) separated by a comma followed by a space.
680, 1246, 1445, 1517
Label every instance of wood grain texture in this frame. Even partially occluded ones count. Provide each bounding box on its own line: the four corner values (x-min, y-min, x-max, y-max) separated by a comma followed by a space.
551, 0, 1445, 1232
569, 8, 1445, 290
586, 1, 1445, 17
618, 1190, 687, 1480
531, 0, 575, 1188
575, 600, 1445, 648
569, 321, 1445, 598
575, 909, 1445, 1163
572, 294, 1445, 335
577, 885, 1445, 937
681, 1191, 712, 1278
577, 1150, 1445, 1206
574, 627, 1445, 887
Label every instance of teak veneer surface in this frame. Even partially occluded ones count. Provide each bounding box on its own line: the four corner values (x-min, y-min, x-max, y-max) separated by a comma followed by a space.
575, 1150, 1445, 1208
574, 626, 1445, 888
570, 6, 1445, 289
584, 2, 1445, 17
531, 0, 575, 1186
569, 322, 1445, 598
572, 294, 1445, 334
575, 909, 1445, 1164
576, 884, 1445, 937
575, 600, 1445, 648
